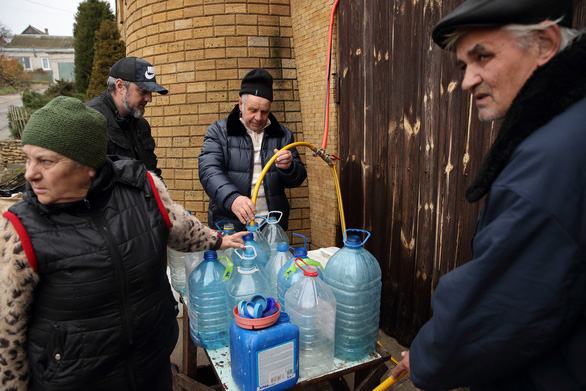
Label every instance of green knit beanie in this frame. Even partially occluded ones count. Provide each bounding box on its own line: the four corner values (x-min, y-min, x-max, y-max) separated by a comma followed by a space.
22, 96, 107, 169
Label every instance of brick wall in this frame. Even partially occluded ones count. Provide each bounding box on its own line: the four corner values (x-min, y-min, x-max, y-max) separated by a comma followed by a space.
290, 1, 340, 249
120, 0, 310, 242
0, 140, 25, 168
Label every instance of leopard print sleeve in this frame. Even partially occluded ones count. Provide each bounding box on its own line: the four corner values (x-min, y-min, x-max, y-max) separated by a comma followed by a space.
149, 172, 222, 252
0, 216, 39, 390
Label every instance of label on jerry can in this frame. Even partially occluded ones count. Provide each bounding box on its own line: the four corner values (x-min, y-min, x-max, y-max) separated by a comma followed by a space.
257, 341, 296, 390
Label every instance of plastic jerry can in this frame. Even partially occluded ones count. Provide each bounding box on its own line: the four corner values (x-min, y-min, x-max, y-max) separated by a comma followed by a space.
230, 312, 299, 391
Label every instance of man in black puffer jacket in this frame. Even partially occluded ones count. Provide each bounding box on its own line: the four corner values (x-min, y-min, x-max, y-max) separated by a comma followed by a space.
199, 69, 307, 231
87, 57, 166, 178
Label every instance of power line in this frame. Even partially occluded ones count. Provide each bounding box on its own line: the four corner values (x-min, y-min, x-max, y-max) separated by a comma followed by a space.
22, 0, 71, 13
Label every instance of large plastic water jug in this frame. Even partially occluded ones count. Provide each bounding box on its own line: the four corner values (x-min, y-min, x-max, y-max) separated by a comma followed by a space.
285, 263, 336, 378
324, 229, 382, 361
230, 312, 299, 391
225, 245, 270, 321
244, 222, 271, 270
216, 222, 236, 267
188, 250, 229, 349
277, 233, 323, 312
167, 247, 188, 296
261, 211, 289, 257
265, 242, 291, 299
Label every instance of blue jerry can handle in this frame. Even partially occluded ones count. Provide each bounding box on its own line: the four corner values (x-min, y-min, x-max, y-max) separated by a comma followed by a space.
344, 228, 372, 247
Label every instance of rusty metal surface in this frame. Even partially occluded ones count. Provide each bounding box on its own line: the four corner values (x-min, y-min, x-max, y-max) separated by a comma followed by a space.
337, 0, 586, 344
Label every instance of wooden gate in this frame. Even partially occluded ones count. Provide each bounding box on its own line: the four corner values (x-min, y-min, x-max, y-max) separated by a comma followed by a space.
337, 0, 586, 345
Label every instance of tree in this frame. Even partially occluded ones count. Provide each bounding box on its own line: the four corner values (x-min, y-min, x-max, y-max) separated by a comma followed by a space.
86, 19, 126, 100
73, 0, 114, 94
0, 55, 28, 88
0, 23, 11, 41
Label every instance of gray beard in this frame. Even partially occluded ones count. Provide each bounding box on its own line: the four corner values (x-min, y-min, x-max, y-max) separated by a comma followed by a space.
122, 94, 144, 119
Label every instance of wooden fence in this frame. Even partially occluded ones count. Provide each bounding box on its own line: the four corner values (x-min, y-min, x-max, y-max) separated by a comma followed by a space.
337, 0, 586, 345
8, 105, 30, 139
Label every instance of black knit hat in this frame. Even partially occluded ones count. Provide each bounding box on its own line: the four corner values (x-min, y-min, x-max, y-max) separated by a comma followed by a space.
110, 57, 168, 95
239, 68, 273, 102
432, 0, 574, 48
22, 96, 107, 169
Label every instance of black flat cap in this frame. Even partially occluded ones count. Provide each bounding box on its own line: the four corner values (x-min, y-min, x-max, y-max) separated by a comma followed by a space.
432, 0, 574, 48
239, 68, 273, 102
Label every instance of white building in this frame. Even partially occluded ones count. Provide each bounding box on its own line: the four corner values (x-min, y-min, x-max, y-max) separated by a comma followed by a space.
0, 25, 74, 82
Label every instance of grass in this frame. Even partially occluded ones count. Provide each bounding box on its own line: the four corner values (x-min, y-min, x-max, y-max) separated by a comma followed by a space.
0, 86, 17, 95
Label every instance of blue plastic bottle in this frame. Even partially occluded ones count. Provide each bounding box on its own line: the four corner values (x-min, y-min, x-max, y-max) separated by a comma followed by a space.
243, 224, 271, 270
225, 245, 270, 321
276, 233, 324, 312
188, 250, 229, 349
261, 211, 289, 257
265, 242, 291, 299
230, 312, 299, 391
323, 229, 382, 361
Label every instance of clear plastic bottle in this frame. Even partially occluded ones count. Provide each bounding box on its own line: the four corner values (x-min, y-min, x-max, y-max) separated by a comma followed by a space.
261, 211, 289, 257
167, 247, 187, 297
239, 225, 270, 271
188, 250, 229, 349
217, 222, 236, 268
323, 229, 382, 361
264, 242, 291, 299
277, 233, 324, 311
285, 263, 336, 378
224, 245, 270, 321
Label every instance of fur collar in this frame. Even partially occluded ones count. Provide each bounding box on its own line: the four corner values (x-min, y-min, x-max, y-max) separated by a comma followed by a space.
466, 34, 586, 202
226, 104, 285, 137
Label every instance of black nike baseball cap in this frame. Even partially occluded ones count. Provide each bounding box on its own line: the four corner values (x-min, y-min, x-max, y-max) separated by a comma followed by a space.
109, 57, 168, 95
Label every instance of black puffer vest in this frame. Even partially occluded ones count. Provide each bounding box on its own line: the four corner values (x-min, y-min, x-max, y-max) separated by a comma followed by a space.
9, 160, 177, 391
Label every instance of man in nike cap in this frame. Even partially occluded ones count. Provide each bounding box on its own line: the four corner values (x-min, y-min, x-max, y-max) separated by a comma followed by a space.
87, 57, 167, 177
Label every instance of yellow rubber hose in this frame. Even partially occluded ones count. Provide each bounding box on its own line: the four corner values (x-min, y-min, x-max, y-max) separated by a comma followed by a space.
249, 142, 346, 236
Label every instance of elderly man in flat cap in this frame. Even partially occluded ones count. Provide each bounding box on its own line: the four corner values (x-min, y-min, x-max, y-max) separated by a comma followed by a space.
0, 96, 245, 390
199, 68, 307, 231
392, 0, 586, 390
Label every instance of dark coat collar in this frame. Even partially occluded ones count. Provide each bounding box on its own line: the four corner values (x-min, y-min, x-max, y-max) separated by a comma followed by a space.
466, 34, 586, 202
226, 104, 285, 137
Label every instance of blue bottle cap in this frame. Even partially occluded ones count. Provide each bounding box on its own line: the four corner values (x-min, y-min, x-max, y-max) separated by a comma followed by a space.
246, 223, 258, 232
345, 235, 363, 249
278, 312, 290, 323
203, 250, 218, 260
293, 246, 308, 257
277, 242, 289, 252
243, 233, 254, 242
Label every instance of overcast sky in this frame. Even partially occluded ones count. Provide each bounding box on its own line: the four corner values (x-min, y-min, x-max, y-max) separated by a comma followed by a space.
1, 0, 117, 37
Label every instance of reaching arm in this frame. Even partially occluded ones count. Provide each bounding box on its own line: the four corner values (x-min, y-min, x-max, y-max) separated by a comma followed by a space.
0, 215, 39, 390
149, 173, 244, 251
275, 129, 307, 188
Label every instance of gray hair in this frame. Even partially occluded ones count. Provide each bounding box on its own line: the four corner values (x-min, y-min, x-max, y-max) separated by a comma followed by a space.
444, 18, 582, 52
107, 76, 130, 93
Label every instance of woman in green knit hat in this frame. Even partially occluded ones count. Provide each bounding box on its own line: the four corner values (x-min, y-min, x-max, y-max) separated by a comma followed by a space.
0, 96, 245, 390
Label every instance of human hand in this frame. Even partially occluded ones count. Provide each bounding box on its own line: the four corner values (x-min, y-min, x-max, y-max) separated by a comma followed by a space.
390, 351, 410, 380
273, 149, 293, 170
220, 231, 247, 250
231, 195, 256, 225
